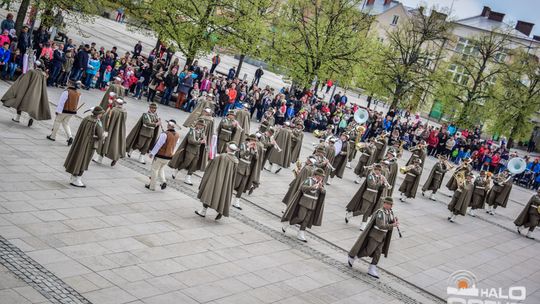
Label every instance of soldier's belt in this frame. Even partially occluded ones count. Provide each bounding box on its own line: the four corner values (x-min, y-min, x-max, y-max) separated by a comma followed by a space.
304, 194, 318, 200
531, 205, 539, 208
240, 158, 251, 164
406, 173, 417, 177
475, 186, 485, 189
221, 129, 232, 134
373, 226, 388, 232
366, 188, 378, 193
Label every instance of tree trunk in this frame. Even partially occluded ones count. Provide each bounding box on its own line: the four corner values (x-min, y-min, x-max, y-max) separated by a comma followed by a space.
390, 94, 399, 109
366, 95, 373, 108
185, 56, 194, 67
15, 0, 31, 36
236, 54, 245, 78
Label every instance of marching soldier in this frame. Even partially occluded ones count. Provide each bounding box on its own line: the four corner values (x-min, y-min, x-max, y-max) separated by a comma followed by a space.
259, 109, 275, 133
468, 170, 490, 217
514, 189, 540, 239
282, 156, 317, 208
485, 170, 513, 215
232, 135, 260, 210
406, 140, 427, 167
47, 80, 81, 145
259, 128, 276, 170
329, 133, 350, 181
126, 103, 160, 164
345, 125, 360, 168
398, 158, 423, 202
421, 155, 449, 201
321, 138, 337, 185
347, 197, 398, 279
290, 123, 305, 164
446, 158, 473, 192
267, 123, 293, 173
345, 164, 386, 230
216, 110, 242, 153
354, 139, 376, 184
196, 143, 239, 220
281, 168, 326, 243
447, 172, 474, 223
63, 106, 105, 187
94, 98, 127, 167
381, 150, 398, 196
99, 77, 124, 109
373, 134, 388, 162
145, 120, 180, 191
169, 119, 207, 185
235, 104, 251, 142
183, 93, 215, 128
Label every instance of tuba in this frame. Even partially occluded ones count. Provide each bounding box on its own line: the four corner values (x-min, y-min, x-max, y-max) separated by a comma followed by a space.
507, 157, 526, 175
455, 170, 466, 188
354, 108, 369, 124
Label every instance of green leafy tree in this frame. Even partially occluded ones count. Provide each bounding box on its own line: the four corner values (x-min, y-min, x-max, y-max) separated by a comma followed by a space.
375, 9, 451, 110
436, 30, 511, 128
487, 50, 540, 147
269, 0, 372, 88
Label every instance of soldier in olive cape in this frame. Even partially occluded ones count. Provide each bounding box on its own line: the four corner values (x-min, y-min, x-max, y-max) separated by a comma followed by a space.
247, 132, 266, 195
259, 109, 275, 133
259, 128, 275, 170
373, 135, 388, 162
290, 123, 305, 164
320, 138, 337, 185
235, 104, 251, 142
281, 168, 326, 243
406, 140, 427, 166
398, 158, 423, 202
330, 133, 350, 181
232, 135, 260, 210
345, 125, 359, 168
183, 93, 214, 128
354, 139, 377, 184
282, 156, 317, 209
199, 108, 215, 141
345, 164, 387, 230
267, 123, 293, 173
169, 119, 207, 185
515, 189, 540, 239
381, 150, 398, 196
446, 158, 473, 192
348, 197, 398, 279
468, 170, 490, 217
126, 103, 160, 164
195, 143, 239, 220
216, 110, 242, 153
447, 172, 474, 223
99, 77, 125, 109
63, 106, 105, 187
421, 155, 449, 201
1, 60, 50, 127
485, 170, 513, 215
94, 99, 127, 167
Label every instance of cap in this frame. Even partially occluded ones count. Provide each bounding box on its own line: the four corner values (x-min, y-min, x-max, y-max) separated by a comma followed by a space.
227, 110, 236, 116
255, 132, 262, 138
247, 134, 257, 141
207, 93, 215, 98
92, 106, 105, 116
114, 76, 122, 81
329, 137, 337, 143
149, 102, 158, 108
313, 168, 325, 177
115, 98, 125, 105
266, 127, 275, 135
195, 119, 206, 126
308, 156, 317, 165
413, 158, 422, 164
228, 143, 238, 151
382, 197, 393, 205
35, 60, 42, 67
109, 92, 117, 97
315, 147, 326, 153
204, 107, 212, 114
373, 164, 382, 170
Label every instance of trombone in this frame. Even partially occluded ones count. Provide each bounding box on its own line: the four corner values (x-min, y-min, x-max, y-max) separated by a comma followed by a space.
399, 165, 415, 174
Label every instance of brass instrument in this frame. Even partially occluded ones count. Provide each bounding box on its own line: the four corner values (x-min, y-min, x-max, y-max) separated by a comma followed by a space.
292, 160, 302, 177
355, 141, 367, 151
441, 159, 454, 170
355, 125, 366, 133
399, 165, 415, 174
537, 205, 540, 214
313, 130, 323, 138
455, 170, 466, 188
380, 174, 392, 189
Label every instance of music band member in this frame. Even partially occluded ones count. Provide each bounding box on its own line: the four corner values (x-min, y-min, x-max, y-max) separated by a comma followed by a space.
266, 123, 293, 173
282, 156, 317, 208
216, 110, 241, 153
94, 98, 127, 167
398, 158, 423, 202
126, 102, 160, 164
421, 155, 449, 201
145, 120, 180, 191
447, 172, 474, 223
63, 106, 105, 187
233, 135, 260, 210
347, 196, 398, 279
345, 164, 387, 230
406, 140, 427, 167
468, 170, 490, 217
485, 170, 512, 215
330, 133, 350, 181
169, 119, 207, 185
354, 139, 377, 184
514, 189, 540, 240
281, 168, 326, 243
446, 157, 473, 192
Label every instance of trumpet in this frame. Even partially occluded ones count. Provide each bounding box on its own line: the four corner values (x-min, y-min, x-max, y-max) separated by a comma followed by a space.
380, 174, 392, 189
355, 142, 368, 150
399, 165, 415, 174
441, 159, 454, 170
292, 160, 302, 177
270, 137, 282, 152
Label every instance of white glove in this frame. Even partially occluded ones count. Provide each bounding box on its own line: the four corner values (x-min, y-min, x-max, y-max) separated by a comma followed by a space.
103, 131, 109, 138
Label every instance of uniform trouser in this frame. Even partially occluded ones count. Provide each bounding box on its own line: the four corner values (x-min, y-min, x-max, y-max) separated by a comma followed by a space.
353, 199, 375, 222
290, 206, 314, 231
149, 157, 168, 190
50, 113, 73, 139
357, 236, 383, 265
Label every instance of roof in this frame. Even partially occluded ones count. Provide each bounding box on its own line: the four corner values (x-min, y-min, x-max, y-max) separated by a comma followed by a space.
454, 15, 531, 39
360, 0, 400, 16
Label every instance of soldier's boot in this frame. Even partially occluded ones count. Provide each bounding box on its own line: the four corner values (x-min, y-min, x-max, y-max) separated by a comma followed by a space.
468, 208, 476, 217
184, 174, 193, 185
281, 224, 290, 233
326, 178, 332, 185
485, 206, 492, 214
94, 155, 103, 164
345, 211, 352, 223
195, 207, 207, 218
264, 163, 272, 171
71, 176, 86, 188
232, 198, 242, 210
359, 221, 367, 231
449, 214, 456, 223
354, 177, 361, 184
127, 149, 132, 158
447, 212, 453, 221
490, 207, 496, 216
517, 225, 522, 235
347, 255, 356, 267
526, 230, 535, 240
297, 230, 307, 242
138, 154, 146, 164
367, 264, 379, 279
429, 192, 436, 201
172, 169, 179, 179
69, 175, 75, 183
12, 113, 20, 123
346, 162, 352, 169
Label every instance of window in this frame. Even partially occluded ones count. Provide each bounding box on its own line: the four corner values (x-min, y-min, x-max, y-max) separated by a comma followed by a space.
454, 37, 478, 57
448, 64, 469, 85
391, 15, 399, 25
494, 52, 507, 63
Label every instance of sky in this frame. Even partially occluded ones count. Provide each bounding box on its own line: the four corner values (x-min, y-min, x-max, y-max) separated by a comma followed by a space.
398, 0, 540, 36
